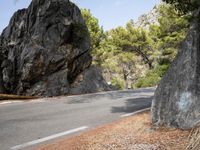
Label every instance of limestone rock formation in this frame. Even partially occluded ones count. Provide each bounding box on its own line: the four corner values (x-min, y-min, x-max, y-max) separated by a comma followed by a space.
0, 0, 110, 96
151, 10, 200, 129
135, 5, 159, 30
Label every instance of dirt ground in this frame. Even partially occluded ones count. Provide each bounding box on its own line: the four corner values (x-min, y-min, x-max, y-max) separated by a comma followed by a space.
37, 111, 190, 150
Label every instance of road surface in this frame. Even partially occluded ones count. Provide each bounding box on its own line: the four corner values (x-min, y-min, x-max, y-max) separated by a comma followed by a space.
0, 87, 155, 150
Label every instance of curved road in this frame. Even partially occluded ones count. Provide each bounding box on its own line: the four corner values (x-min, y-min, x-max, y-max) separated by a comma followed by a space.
0, 87, 155, 150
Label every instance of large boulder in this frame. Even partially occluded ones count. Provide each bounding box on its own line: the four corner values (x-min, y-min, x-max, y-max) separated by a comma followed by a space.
0, 0, 109, 96
151, 10, 200, 129
69, 66, 111, 95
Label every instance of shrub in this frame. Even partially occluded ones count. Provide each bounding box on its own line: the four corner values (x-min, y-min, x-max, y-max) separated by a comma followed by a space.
111, 77, 125, 90
133, 64, 169, 88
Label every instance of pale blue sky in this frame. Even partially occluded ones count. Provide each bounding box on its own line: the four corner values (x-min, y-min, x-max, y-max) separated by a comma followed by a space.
0, 0, 160, 33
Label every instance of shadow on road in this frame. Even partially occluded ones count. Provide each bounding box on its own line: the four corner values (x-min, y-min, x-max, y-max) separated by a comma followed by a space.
111, 96, 154, 113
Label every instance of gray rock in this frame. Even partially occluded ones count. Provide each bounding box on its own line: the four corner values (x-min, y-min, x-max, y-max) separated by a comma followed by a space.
0, 0, 109, 96
70, 66, 111, 95
151, 11, 200, 129
135, 5, 159, 30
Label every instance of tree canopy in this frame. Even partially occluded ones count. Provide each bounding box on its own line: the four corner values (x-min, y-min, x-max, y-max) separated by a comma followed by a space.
81, 3, 190, 89
81, 9, 103, 50
163, 0, 200, 14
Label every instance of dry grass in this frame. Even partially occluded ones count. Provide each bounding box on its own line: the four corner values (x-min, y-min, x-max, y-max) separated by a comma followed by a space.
37, 111, 190, 150
0, 94, 38, 100
186, 126, 200, 150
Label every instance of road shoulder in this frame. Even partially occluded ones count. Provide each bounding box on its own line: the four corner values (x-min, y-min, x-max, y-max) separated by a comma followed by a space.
36, 111, 190, 150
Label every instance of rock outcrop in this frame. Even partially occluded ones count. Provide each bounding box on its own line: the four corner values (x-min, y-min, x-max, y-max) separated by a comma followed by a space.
151, 10, 200, 129
0, 0, 110, 96
70, 66, 111, 94
135, 5, 159, 30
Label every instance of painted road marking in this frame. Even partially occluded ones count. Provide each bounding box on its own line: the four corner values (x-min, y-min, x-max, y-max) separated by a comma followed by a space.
120, 108, 151, 117
30, 99, 45, 103
10, 126, 89, 150
0, 101, 23, 105
0, 99, 45, 106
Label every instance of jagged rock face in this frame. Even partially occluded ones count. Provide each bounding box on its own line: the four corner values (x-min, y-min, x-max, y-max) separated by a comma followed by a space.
135, 5, 159, 30
0, 0, 109, 96
151, 11, 200, 129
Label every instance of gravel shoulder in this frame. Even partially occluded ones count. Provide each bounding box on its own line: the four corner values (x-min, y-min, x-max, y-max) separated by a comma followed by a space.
36, 111, 190, 150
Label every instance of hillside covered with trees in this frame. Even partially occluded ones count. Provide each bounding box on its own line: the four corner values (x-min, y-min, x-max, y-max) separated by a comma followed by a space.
82, 3, 191, 90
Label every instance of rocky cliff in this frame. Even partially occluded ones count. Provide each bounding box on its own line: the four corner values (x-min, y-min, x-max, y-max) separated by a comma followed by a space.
151, 9, 200, 129
0, 0, 110, 96
135, 5, 159, 30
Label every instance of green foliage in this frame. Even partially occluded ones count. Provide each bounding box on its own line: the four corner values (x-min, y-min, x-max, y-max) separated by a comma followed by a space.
82, 3, 190, 90
91, 29, 142, 89
81, 9, 103, 49
153, 64, 170, 77
133, 74, 160, 88
107, 21, 154, 68
162, 0, 200, 14
133, 4, 190, 88
149, 4, 190, 65
111, 77, 125, 90
133, 64, 169, 88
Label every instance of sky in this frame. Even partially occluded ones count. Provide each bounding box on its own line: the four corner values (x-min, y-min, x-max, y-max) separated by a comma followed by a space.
0, 0, 160, 33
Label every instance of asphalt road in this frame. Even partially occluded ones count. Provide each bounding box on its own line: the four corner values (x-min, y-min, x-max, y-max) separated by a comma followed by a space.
0, 87, 155, 150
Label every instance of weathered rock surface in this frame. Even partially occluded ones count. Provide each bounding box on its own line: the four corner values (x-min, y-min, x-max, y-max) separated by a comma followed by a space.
0, 0, 109, 96
135, 5, 159, 30
151, 10, 200, 129
70, 66, 111, 95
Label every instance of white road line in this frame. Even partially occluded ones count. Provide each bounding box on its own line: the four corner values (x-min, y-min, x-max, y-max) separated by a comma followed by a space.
0, 99, 45, 106
0, 101, 13, 105
0, 101, 22, 105
10, 126, 89, 150
120, 108, 151, 117
30, 99, 45, 103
